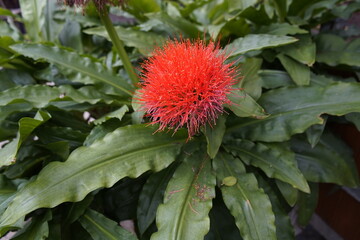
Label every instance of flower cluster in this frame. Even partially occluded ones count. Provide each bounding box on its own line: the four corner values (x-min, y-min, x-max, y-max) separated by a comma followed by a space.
138, 39, 238, 139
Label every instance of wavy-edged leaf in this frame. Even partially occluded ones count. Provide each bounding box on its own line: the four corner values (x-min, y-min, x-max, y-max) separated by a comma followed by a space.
275, 180, 298, 207
257, 176, 295, 240
291, 133, 360, 187
226, 34, 297, 57
19, 0, 46, 41
10, 43, 134, 96
258, 23, 307, 35
277, 54, 310, 86
259, 70, 294, 89
297, 183, 319, 227
316, 34, 360, 67
0, 125, 186, 228
94, 106, 129, 125
225, 140, 309, 193
0, 110, 51, 167
346, 112, 360, 131
213, 152, 276, 240
203, 115, 226, 159
12, 210, 52, 240
239, 58, 262, 100
279, 35, 316, 66
137, 162, 179, 236
0, 85, 114, 108
84, 26, 165, 55
152, 151, 216, 240
226, 89, 268, 119
79, 209, 137, 240
228, 82, 360, 142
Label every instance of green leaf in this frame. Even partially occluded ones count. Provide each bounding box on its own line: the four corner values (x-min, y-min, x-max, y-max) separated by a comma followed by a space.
0, 85, 114, 109
0, 125, 186, 228
152, 151, 216, 240
297, 182, 319, 226
270, 0, 287, 21
205, 195, 241, 240
346, 112, 360, 131
224, 140, 309, 193
0, 110, 51, 167
316, 34, 360, 67
59, 20, 83, 52
137, 163, 179, 236
228, 82, 360, 142
94, 106, 129, 125
258, 23, 307, 35
259, 70, 294, 89
305, 116, 327, 148
12, 211, 52, 240
79, 209, 137, 240
84, 26, 165, 55
257, 176, 295, 240
226, 34, 297, 57
213, 152, 276, 240
275, 180, 298, 207
277, 54, 310, 86
226, 89, 268, 119
291, 133, 360, 187
19, 0, 46, 41
239, 58, 262, 100
10, 43, 134, 96
279, 35, 316, 66
203, 115, 226, 159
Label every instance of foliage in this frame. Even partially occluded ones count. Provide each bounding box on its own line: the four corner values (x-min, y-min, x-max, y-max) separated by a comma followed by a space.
0, 0, 360, 239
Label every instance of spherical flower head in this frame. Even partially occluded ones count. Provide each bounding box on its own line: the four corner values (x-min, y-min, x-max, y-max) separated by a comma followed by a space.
138, 39, 238, 139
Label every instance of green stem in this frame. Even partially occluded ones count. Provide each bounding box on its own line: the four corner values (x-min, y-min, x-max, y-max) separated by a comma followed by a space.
98, 8, 139, 85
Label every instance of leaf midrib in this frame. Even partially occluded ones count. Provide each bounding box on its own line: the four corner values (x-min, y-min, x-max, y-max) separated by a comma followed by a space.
83, 214, 118, 240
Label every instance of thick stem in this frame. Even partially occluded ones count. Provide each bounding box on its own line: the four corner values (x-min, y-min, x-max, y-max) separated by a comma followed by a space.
98, 8, 139, 85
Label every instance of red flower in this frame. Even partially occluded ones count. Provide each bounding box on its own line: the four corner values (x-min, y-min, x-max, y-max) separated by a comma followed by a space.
138, 39, 238, 139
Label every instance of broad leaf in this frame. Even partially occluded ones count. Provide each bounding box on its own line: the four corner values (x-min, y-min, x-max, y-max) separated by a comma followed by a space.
213, 152, 276, 240
226, 89, 268, 119
259, 70, 294, 89
137, 163, 179, 236
224, 140, 309, 193
84, 26, 165, 55
346, 112, 360, 131
0, 125, 186, 228
228, 82, 360, 142
203, 115, 226, 159
0, 110, 51, 167
226, 34, 297, 57
316, 34, 360, 67
19, 0, 46, 41
291, 133, 360, 187
238, 58, 262, 100
258, 23, 307, 35
93, 106, 129, 125
275, 180, 298, 207
152, 151, 216, 240
277, 54, 310, 86
297, 183, 319, 227
279, 35, 316, 66
12, 211, 52, 240
79, 209, 137, 240
10, 43, 134, 96
257, 176, 295, 240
